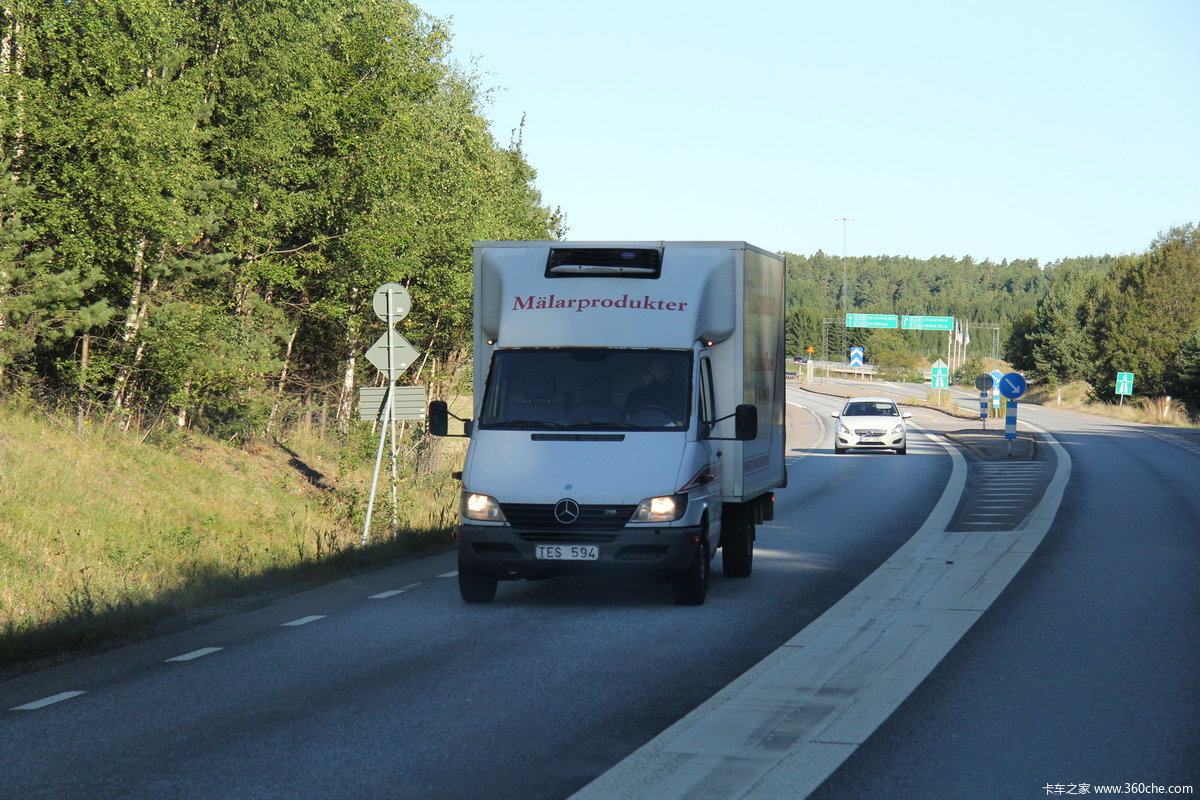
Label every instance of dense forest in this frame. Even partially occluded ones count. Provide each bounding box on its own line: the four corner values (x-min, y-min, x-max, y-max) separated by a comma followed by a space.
1, 0, 560, 440
783, 224, 1200, 411
3, 0, 1198, 436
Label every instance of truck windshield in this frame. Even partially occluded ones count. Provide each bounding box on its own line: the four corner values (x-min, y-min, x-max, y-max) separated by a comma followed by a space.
479, 349, 692, 432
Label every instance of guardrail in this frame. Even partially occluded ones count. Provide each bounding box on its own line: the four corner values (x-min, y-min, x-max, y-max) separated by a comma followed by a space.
788, 360, 935, 380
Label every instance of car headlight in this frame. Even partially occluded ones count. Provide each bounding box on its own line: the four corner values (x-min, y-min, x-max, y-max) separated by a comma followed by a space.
838, 422, 852, 436
632, 494, 687, 523
891, 423, 905, 434
461, 491, 506, 522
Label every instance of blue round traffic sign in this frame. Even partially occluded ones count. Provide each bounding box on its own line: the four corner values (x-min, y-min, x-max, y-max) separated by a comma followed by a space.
998, 371, 1027, 400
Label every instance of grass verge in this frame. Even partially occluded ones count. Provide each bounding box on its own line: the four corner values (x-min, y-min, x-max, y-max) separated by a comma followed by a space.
0, 400, 462, 672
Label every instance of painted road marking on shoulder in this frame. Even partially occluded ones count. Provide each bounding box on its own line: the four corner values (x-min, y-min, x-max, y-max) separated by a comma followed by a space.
282, 615, 326, 627
437, 571, 458, 579
11, 691, 87, 711
165, 647, 224, 663
785, 397, 827, 456
572, 421, 1070, 800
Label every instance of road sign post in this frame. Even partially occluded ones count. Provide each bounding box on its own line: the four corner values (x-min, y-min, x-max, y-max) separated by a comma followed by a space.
1005, 400, 1018, 448
1115, 371, 1134, 404
998, 372, 1027, 456
990, 369, 1004, 413
361, 283, 422, 545
974, 373, 993, 428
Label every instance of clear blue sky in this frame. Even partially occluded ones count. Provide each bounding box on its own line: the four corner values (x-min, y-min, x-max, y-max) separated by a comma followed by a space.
414, 0, 1199, 266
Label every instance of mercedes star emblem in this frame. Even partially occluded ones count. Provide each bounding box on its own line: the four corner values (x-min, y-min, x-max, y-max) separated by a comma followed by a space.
554, 498, 580, 524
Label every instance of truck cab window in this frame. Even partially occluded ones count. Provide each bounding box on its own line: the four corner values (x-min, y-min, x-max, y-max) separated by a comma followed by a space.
479, 349, 692, 432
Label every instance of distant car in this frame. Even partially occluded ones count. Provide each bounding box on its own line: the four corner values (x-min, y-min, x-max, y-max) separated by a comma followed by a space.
831, 397, 911, 454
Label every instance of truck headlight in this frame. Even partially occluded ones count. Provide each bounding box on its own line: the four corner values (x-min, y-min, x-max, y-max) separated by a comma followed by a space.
632, 494, 687, 523
461, 491, 506, 522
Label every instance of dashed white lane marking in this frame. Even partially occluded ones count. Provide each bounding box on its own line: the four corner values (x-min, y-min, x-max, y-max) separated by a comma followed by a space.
370, 583, 421, 599
282, 615, 326, 627
165, 647, 224, 663
11, 691, 87, 711
437, 571, 458, 578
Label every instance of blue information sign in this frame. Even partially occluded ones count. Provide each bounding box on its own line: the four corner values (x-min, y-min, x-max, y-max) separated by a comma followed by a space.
998, 372, 1027, 400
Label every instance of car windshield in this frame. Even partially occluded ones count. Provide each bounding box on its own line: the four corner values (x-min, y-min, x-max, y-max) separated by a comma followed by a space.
479, 348, 692, 431
844, 401, 899, 416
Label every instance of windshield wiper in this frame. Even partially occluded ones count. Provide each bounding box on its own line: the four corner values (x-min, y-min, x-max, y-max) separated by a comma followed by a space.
483, 419, 566, 429
563, 421, 632, 430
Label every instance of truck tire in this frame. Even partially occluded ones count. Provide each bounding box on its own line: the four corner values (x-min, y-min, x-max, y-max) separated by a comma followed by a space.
458, 557, 497, 604
722, 516, 754, 578
672, 540, 709, 606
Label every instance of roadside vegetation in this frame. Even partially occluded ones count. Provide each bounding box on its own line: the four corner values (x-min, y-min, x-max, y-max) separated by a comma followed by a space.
784, 224, 1200, 419
0, 397, 466, 669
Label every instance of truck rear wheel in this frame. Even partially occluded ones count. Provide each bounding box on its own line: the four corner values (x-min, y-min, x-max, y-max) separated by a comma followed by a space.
672, 540, 709, 606
722, 522, 754, 578
458, 557, 497, 604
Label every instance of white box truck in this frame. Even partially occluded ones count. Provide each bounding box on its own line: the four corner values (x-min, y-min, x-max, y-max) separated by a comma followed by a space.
429, 241, 787, 605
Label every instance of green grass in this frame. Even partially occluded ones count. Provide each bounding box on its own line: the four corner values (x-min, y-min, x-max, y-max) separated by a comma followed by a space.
0, 402, 464, 668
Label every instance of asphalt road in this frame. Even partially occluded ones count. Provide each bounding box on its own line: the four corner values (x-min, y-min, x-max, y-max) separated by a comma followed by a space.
809, 400, 1200, 799
1, 392, 950, 799
2, 384, 1195, 799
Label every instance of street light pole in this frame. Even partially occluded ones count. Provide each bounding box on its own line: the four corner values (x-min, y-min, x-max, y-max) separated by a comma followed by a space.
834, 217, 855, 312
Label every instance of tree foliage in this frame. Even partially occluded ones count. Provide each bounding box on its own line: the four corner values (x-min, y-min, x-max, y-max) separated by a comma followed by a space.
785, 231, 1200, 411
1, 0, 560, 434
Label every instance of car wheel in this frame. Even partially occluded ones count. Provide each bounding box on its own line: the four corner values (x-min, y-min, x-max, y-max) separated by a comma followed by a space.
458, 557, 497, 603
896, 445, 907, 455
672, 540, 709, 605
834, 445, 846, 454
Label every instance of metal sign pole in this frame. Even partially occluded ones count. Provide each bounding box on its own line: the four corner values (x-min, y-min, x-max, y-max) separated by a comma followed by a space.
362, 380, 393, 545
359, 282, 421, 546
386, 287, 399, 535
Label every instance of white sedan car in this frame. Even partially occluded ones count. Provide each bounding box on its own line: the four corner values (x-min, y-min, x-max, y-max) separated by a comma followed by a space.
831, 396, 912, 454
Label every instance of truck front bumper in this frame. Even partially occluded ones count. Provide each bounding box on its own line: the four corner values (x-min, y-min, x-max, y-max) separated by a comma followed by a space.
457, 523, 703, 580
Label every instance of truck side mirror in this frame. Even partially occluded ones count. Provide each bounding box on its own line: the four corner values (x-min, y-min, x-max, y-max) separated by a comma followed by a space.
734, 404, 758, 441
428, 401, 449, 436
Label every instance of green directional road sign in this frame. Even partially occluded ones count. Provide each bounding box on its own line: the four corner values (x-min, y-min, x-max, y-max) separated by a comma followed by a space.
930, 358, 950, 389
1115, 371, 1135, 396
902, 315, 955, 331
845, 313, 899, 329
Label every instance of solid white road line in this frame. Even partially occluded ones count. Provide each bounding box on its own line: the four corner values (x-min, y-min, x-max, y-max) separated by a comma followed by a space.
165, 647, 224, 663
11, 691, 87, 711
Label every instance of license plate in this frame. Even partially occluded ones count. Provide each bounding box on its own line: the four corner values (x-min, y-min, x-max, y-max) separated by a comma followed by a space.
535, 544, 599, 561
859, 437, 882, 443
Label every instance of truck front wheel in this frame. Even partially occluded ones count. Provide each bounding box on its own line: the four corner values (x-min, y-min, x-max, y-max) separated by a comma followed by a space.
672, 540, 709, 606
458, 557, 497, 604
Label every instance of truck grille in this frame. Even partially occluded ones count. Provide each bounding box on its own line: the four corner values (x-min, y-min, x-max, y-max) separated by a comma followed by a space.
501, 503, 636, 541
